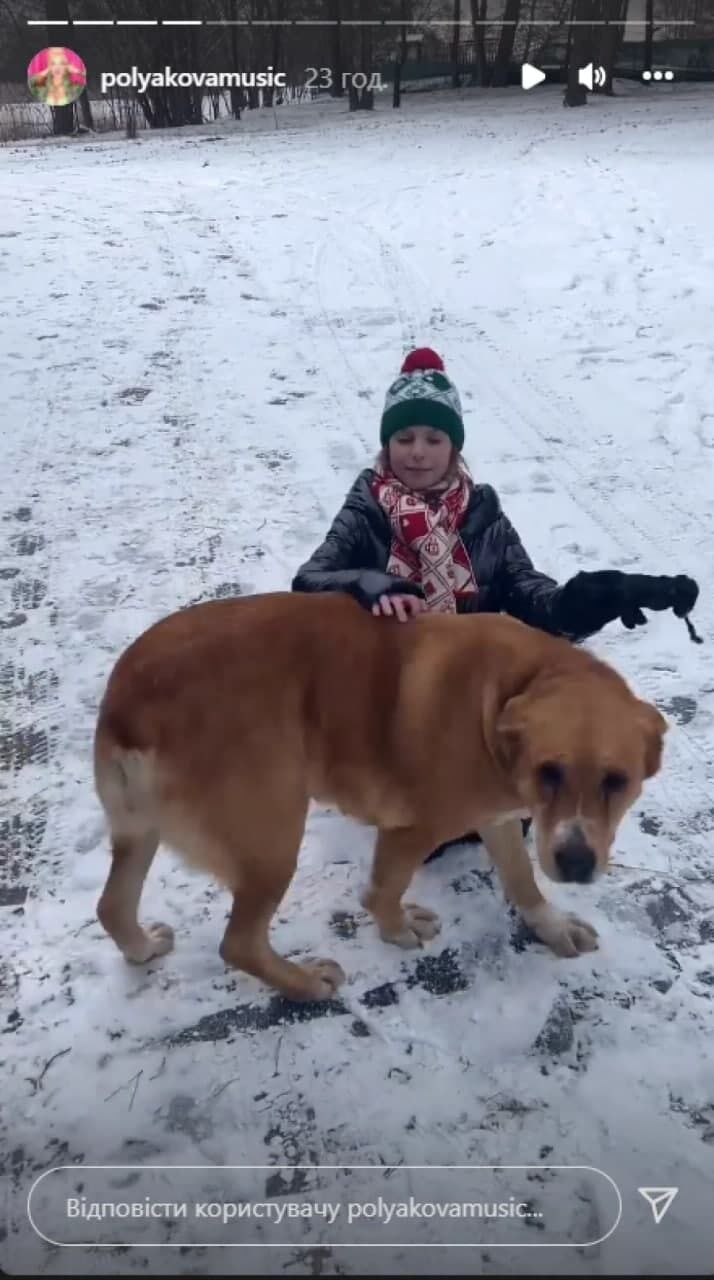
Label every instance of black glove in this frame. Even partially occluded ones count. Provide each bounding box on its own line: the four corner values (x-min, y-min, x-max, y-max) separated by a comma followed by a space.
617, 573, 699, 629
556, 570, 699, 636
352, 570, 424, 611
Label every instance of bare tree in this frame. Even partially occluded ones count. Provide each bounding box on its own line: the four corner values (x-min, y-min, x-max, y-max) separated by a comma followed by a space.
346, 0, 374, 110
451, 0, 462, 88
565, 0, 597, 105
564, 0, 629, 105
328, 0, 346, 97
360, 22, 375, 107
391, 0, 414, 107
521, 0, 540, 63
490, 0, 521, 87
598, 0, 629, 91
63, 1, 94, 130
44, 0, 74, 134
470, 0, 490, 86
644, 0, 654, 70
228, 0, 245, 117
262, 0, 284, 108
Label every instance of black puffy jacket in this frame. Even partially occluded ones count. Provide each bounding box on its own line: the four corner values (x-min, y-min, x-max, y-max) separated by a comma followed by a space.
291, 469, 592, 643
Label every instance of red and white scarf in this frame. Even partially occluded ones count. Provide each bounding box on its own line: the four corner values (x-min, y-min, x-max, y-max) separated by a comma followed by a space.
371, 460, 478, 614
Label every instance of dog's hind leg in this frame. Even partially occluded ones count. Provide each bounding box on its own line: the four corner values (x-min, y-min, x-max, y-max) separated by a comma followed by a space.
218, 810, 345, 1002
95, 742, 175, 962
95, 745, 173, 963
479, 818, 598, 958
97, 829, 173, 963
362, 827, 442, 949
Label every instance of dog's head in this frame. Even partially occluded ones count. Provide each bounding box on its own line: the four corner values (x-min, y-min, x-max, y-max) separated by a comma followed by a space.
495, 674, 668, 884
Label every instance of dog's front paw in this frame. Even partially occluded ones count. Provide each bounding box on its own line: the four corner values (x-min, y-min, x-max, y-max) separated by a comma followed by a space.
298, 958, 346, 1000
523, 904, 599, 958
380, 903, 442, 949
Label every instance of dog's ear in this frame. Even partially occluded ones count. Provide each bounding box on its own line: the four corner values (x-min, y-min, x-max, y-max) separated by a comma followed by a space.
494, 693, 531, 771
637, 700, 668, 779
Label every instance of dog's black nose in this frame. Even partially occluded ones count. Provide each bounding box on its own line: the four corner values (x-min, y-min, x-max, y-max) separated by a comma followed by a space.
554, 834, 596, 884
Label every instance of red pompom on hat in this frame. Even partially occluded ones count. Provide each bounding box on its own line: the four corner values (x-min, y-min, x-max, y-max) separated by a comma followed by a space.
400, 347, 445, 374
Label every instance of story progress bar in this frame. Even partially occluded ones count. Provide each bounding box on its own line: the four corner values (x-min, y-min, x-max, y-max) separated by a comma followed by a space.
27, 18, 697, 26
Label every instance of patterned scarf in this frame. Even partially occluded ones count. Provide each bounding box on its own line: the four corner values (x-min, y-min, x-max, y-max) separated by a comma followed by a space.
371, 460, 478, 613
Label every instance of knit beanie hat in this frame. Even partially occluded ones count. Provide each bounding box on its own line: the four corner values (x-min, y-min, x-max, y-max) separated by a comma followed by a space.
380, 347, 465, 451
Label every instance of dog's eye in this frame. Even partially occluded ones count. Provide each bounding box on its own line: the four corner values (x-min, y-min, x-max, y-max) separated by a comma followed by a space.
602, 770, 628, 794
537, 761, 564, 789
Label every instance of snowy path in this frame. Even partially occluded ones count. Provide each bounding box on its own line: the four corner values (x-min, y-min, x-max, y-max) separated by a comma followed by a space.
2, 85, 714, 1275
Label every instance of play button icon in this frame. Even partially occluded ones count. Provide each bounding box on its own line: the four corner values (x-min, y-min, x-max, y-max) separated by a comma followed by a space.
521, 62, 546, 90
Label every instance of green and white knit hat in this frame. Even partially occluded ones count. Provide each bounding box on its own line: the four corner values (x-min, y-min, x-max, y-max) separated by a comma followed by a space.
380, 347, 465, 451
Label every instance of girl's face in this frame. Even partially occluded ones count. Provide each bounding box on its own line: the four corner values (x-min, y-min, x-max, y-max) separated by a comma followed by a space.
388, 426, 454, 490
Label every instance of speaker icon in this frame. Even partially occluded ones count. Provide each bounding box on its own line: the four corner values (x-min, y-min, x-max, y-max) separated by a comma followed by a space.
578, 63, 607, 90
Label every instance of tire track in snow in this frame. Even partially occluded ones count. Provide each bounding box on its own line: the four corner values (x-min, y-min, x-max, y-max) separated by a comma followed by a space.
307, 216, 436, 452
309, 235, 376, 456
0, 185, 77, 928
0, 513, 55, 916
474, 311, 713, 612
137, 189, 335, 602
535, 156, 714, 528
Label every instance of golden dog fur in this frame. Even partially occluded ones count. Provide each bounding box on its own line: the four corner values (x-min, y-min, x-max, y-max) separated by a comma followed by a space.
94, 592, 667, 1000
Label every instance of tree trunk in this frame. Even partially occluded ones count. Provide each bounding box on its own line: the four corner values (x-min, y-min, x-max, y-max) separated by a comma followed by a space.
186, 22, 203, 122
564, 0, 628, 101
229, 0, 243, 117
564, 0, 576, 72
348, 4, 372, 110
345, 0, 366, 107
247, 0, 259, 107
451, 0, 462, 88
564, 0, 597, 105
644, 0, 653, 72
61, 2, 94, 130
45, 0, 74, 135
470, 0, 488, 86
521, 0, 538, 63
597, 0, 629, 94
490, 0, 521, 88
391, 0, 408, 106
138, 93, 155, 127
264, 11, 282, 107
358, 23, 374, 108
126, 97, 138, 138
329, 0, 345, 96
393, 56, 402, 107
140, 4, 203, 126
78, 90, 93, 129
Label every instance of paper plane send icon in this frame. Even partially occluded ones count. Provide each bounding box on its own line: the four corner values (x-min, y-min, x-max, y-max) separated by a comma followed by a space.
521, 63, 546, 91
638, 1187, 678, 1224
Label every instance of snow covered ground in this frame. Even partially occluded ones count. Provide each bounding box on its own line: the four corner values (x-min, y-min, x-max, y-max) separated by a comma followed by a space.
2, 81, 714, 1276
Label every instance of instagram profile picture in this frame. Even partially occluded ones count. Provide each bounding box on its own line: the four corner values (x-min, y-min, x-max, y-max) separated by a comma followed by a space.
27, 46, 87, 107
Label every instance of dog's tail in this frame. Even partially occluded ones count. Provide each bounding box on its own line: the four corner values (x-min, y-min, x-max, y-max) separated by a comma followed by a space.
94, 719, 157, 839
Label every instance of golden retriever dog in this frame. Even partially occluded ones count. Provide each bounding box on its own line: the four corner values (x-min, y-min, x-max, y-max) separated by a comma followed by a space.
94, 592, 667, 1001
